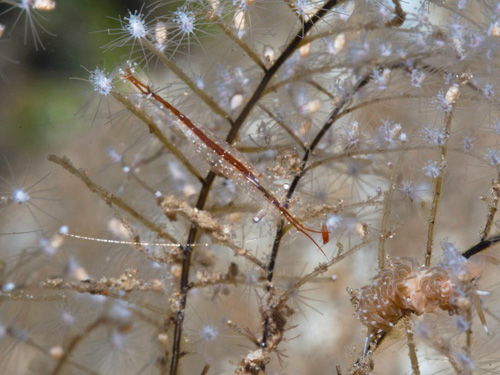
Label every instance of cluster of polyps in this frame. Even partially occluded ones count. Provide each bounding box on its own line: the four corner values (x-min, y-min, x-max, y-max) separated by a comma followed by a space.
352, 244, 493, 334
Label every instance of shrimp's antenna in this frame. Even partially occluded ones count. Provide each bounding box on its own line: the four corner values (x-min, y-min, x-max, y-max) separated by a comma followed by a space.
60, 229, 267, 248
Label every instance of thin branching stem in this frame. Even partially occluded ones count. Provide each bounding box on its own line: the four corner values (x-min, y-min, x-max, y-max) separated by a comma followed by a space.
258, 104, 306, 151
264, 52, 430, 353
465, 308, 473, 358
305, 145, 434, 173
5, 324, 103, 375
267, 71, 371, 273
378, 180, 395, 269
168, 2, 342, 372
141, 38, 234, 124
404, 316, 421, 375
307, 78, 335, 99
275, 239, 372, 310
431, 1, 480, 28
425, 110, 453, 267
131, 145, 166, 167
333, 94, 427, 121
263, 52, 429, 96
48, 155, 179, 246
111, 91, 203, 182
214, 18, 266, 70
236, 144, 300, 153
200, 363, 210, 375
300, 21, 390, 46
52, 318, 105, 375
226, 0, 341, 144
481, 175, 500, 241
263, 71, 372, 347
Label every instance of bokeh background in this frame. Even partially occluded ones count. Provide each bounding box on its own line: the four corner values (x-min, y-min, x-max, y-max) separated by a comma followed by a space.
0, 0, 152, 160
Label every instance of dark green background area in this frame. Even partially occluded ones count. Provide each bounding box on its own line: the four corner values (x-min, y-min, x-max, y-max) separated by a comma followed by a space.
0, 0, 164, 157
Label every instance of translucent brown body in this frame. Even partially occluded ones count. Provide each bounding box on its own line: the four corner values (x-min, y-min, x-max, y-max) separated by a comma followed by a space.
122, 68, 327, 254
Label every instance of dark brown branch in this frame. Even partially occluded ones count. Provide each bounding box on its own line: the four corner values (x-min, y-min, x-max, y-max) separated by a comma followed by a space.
462, 235, 500, 259
265, 72, 371, 279
385, 0, 407, 28
264, 56, 426, 287
262, 55, 427, 348
168, 1, 341, 373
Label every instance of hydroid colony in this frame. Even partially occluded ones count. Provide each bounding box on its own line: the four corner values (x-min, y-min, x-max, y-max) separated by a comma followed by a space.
1, 1, 500, 375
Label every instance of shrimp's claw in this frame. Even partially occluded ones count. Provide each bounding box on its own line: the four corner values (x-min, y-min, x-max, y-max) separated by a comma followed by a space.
322, 224, 330, 245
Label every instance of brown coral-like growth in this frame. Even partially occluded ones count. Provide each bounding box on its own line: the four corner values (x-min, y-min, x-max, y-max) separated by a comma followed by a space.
352, 253, 486, 334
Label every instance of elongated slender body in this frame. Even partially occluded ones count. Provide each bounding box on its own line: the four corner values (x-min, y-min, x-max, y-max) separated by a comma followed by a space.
122, 68, 327, 254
